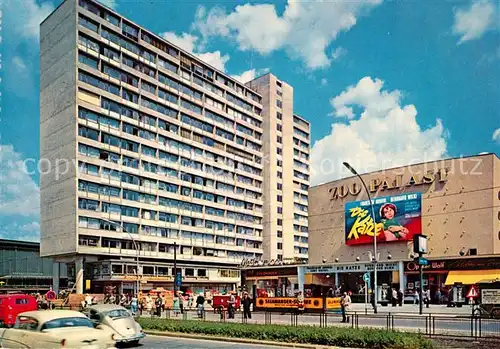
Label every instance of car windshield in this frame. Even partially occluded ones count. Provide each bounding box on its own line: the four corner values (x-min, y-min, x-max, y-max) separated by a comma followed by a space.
103, 309, 131, 319
41, 317, 94, 330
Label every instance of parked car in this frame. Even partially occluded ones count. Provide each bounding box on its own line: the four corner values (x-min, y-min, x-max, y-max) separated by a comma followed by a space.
84, 304, 145, 345
0, 310, 116, 348
0, 294, 38, 327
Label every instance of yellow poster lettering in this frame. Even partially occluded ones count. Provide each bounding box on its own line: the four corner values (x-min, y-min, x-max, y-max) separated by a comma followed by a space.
347, 207, 383, 240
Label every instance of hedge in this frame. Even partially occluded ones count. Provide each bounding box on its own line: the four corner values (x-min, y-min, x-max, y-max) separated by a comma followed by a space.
138, 318, 434, 349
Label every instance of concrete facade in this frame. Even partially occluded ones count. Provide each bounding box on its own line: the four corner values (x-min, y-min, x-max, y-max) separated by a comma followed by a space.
40, 0, 309, 291
309, 154, 500, 264
247, 75, 310, 261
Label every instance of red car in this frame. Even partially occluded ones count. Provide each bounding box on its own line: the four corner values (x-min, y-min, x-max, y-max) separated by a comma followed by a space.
0, 294, 38, 327
212, 295, 241, 313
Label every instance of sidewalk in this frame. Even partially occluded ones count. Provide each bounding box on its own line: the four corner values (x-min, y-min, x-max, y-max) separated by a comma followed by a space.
347, 303, 473, 316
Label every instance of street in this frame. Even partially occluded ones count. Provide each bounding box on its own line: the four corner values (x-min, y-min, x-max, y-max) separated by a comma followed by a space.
140, 303, 500, 338
136, 335, 289, 349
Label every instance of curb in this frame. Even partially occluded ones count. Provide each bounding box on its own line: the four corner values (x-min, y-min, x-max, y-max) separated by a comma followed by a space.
144, 330, 355, 349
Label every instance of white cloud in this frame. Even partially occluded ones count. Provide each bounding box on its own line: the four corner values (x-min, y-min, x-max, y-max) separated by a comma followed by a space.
493, 128, 500, 143
194, 1, 381, 69
452, 0, 497, 44
12, 56, 28, 72
0, 221, 40, 242
100, 0, 117, 9
161, 31, 230, 72
321, 78, 328, 86
331, 47, 347, 60
231, 68, 270, 83
310, 77, 448, 185
0, 144, 40, 217
161, 32, 198, 53
6, 0, 54, 39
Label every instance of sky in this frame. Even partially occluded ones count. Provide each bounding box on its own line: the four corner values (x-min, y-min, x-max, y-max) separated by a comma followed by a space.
0, 0, 499, 242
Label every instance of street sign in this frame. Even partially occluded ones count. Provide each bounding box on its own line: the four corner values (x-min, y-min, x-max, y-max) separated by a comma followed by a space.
418, 257, 429, 266
466, 285, 479, 299
175, 272, 182, 287
363, 272, 371, 283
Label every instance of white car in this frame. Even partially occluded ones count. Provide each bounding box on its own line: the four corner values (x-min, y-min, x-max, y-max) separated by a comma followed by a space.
85, 304, 145, 345
0, 310, 116, 348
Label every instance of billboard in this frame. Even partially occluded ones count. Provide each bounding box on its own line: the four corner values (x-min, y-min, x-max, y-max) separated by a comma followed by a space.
345, 192, 422, 246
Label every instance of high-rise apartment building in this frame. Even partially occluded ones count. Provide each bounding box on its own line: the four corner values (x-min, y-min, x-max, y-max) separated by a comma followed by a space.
40, 0, 308, 294
247, 75, 310, 262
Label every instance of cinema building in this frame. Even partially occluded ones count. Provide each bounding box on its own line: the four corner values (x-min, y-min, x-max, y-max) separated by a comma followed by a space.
305, 153, 500, 301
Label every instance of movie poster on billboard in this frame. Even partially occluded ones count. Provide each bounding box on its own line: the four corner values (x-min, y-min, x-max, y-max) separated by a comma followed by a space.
345, 192, 422, 245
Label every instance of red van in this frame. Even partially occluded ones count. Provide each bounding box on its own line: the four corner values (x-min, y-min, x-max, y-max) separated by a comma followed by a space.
0, 294, 38, 327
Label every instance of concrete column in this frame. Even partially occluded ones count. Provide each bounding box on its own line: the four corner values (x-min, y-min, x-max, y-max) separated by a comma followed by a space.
334, 272, 339, 287
75, 257, 84, 294
297, 266, 305, 293
52, 262, 60, 294
399, 261, 405, 294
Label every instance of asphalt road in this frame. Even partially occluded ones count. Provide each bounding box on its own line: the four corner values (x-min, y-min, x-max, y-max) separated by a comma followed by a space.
135, 335, 288, 349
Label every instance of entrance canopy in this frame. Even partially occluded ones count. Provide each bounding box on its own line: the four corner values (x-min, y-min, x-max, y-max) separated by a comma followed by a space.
445, 270, 500, 285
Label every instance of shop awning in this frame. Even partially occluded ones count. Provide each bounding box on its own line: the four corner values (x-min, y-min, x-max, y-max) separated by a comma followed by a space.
445, 270, 500, 285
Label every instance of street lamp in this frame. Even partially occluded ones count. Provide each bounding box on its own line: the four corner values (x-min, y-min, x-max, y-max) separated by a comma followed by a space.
101, 219, 141, 296
343, 161, 379, 314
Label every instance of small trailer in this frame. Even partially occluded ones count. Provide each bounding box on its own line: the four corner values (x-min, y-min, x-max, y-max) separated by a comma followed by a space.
473, 279, 500, 318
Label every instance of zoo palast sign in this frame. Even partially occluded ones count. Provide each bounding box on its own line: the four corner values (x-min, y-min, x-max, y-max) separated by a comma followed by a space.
330, 168, 449, 200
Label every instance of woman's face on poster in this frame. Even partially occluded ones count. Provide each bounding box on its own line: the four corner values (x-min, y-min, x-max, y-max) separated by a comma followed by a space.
383, 206, 395, 219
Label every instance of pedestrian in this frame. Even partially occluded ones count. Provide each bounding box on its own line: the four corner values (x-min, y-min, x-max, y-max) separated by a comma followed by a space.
296, 291, 305, 313
196, 293, 205, 318
340, 292, 351, 323
327, 288, 334, 297
370, 292, 376, 311
414, 289, 420, 306
177, 292, 184, 314
188, 294, 194, 309
173, 293, 180, 317
242, 292, 252, 320
228, 291, 236, 319
424, 289, 430, 308
435, 289, 442, 305
397, 289, 403, 307
391, 288, 398, 307
130, 294, 138, 314
155, 293, 163, 317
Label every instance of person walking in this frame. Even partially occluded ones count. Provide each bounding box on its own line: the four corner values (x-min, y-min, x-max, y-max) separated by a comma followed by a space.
177, 292, 184, 314
340, 292, 351, 323
173, 293, 180, 317
391, 288, 398, 307
397, 289, 403, 307
228, 291, 236, 319
155, 293, 163, 317
196, 293, 205, 318
130, 294, 138, 314
414, 289, 420, 306
242, 292, 252, 320
424, 288, 430, 308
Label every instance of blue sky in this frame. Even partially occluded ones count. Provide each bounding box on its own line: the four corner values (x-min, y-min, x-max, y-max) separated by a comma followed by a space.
0, 0, 499, 241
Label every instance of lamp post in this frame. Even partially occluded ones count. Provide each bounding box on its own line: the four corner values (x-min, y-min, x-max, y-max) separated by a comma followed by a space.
343, 162, 378, 314
101, 219, 140, 296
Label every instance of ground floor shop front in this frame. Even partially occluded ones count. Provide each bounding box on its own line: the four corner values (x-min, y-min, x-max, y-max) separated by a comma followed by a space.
403, 256, 500, 304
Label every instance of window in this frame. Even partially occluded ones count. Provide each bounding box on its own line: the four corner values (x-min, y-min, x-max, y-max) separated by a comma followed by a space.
277, 112, 282, 120
277, 231, 283, 238
78, 14, 98, 32
276, 100, 282, 108
277, 183, 282, 190
277, 242, 283, 250
277, 136, 282, 144
198, 269, 207, 277
277, 219, 282, 226
277, 207, 283, 214
277, 195, 282, 202
277, 124, 282, 132
277, 172, 282, 179
78, 53, 98, 69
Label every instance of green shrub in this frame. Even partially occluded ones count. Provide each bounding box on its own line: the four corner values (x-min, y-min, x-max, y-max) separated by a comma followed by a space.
138, 318, 434, 349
